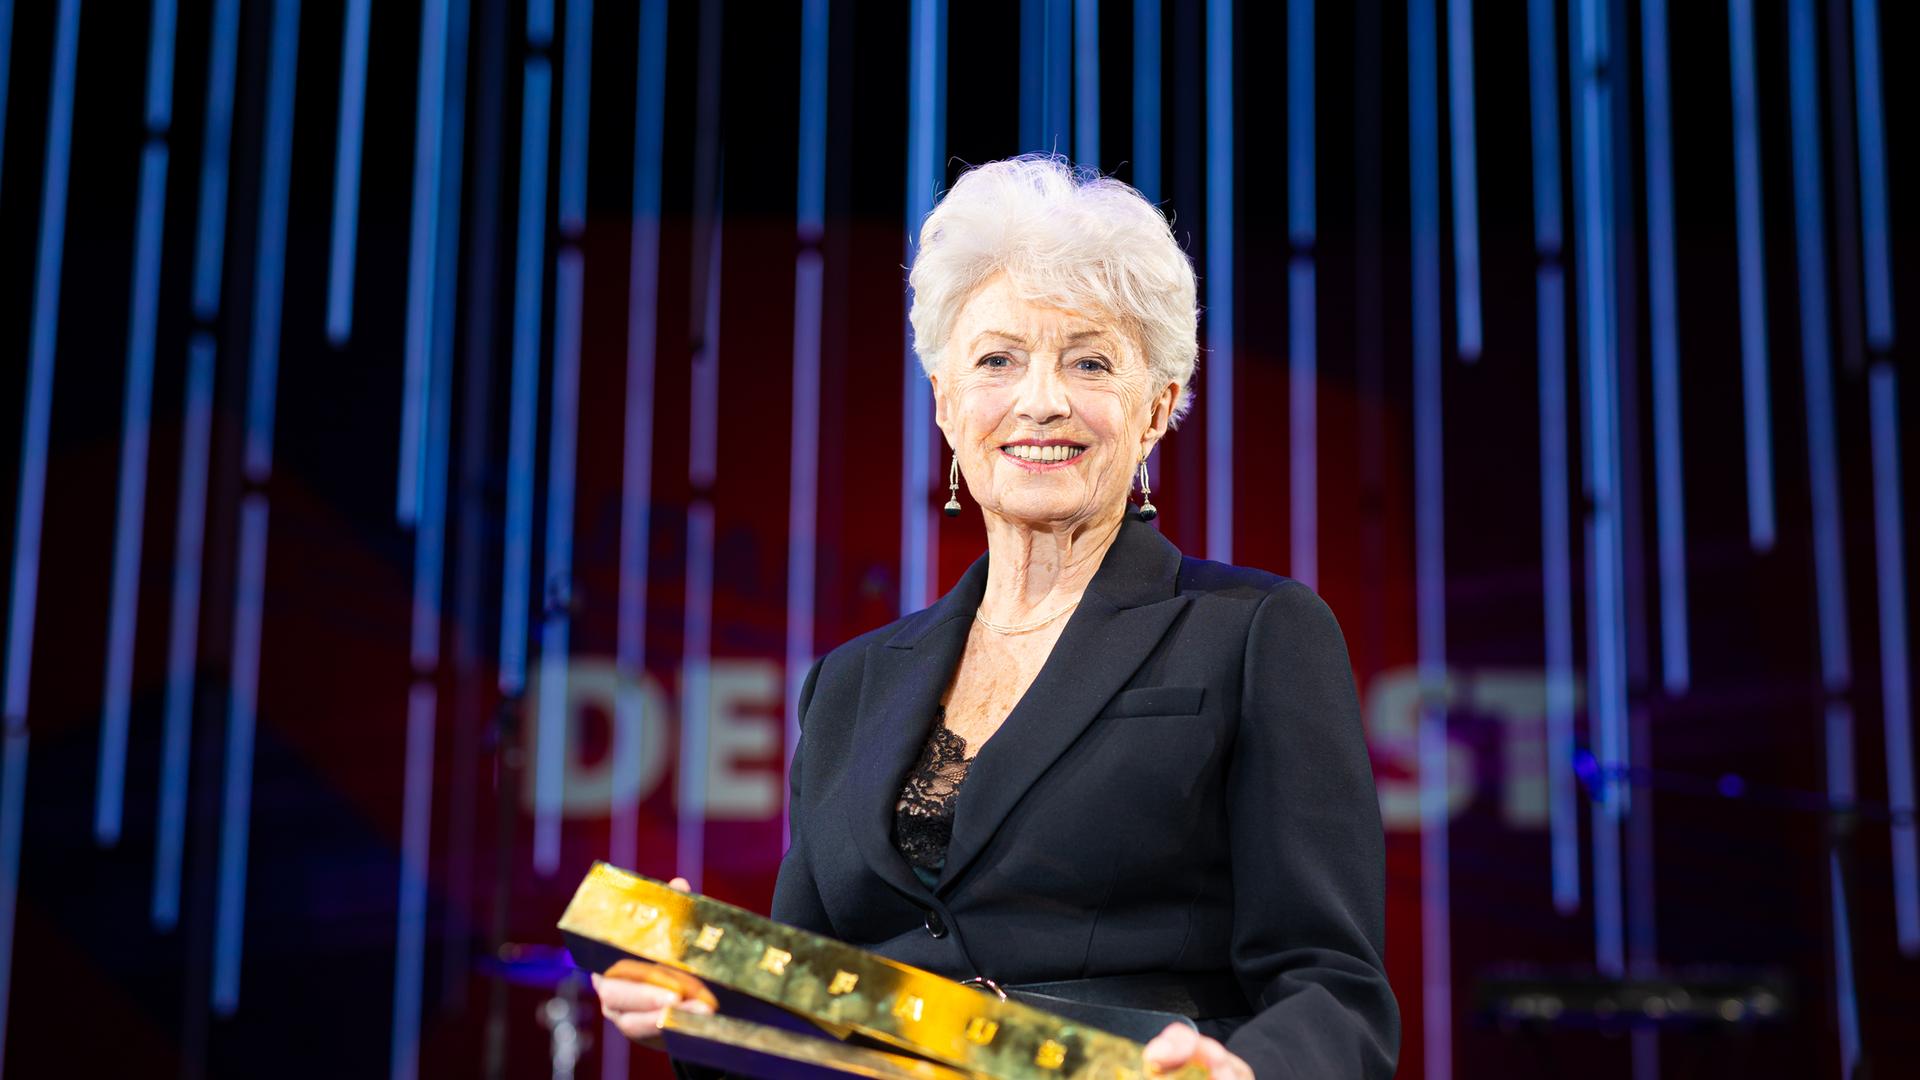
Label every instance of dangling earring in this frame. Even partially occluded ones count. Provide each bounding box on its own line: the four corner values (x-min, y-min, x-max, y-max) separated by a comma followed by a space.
1136, 458, 1158, 521
944, 454, 963, 517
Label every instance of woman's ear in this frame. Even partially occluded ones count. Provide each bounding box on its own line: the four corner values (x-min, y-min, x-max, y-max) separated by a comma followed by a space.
930, 370, 951, 439
1142, 381, 1179, 452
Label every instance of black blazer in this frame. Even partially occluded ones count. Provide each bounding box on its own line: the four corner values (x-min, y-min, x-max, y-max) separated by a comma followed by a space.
772, 516, 1400, 1079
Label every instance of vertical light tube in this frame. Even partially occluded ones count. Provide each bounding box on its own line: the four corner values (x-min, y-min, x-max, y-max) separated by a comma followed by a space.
1727, 0, 1776, 551
0, 0, 14, 200
0, 3, 79, 1053
241, 0, 304, 483
1074, 0, 1098, 167
1410, 2, 1449, 1077
1047, 0, 1071, 153
1570, 0, 1627, 976
211, 496, 271, 1014
1852, 0, 1892, 348
215, 0, 303, 1013
1786, 4, 1861, 1067
153, 339, 216, 928
499, 44, 553, 696
1205, 0, 1233, 564
156, 0, 242, 929
192, 0, 242, 321
1868, 365, 1918, 953
325, 0, 372, 343
388, 684, 436, 1080
391, 1, 466, 1073
3, 0, 80, 730
534, 0, 594, 876
1526, 0, 1579, 914
1020, 0, 1043, 151
1132, 0, 1159, 203
534, 250, 584, 875
1446, 0, 1481, 360
612, 0, 668, 880
787, 0, 829, 846
604, 8, 668, 1074
97, 0, 180, 846
901, 0, 945, 614
1640, 0, 1690, 695
681, 219, 725, 892
1287, 0, 1315, 590
398, 0, 452, 526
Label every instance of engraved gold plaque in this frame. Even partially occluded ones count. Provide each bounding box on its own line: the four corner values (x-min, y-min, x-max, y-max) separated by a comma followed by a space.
558, 862, 1204, 1080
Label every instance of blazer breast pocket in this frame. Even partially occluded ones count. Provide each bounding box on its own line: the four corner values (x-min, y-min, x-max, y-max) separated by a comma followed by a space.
1096, 685, 1206, 719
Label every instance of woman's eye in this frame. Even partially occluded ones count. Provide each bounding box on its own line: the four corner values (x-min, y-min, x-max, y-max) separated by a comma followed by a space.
1074, 356, 1110, 373
979, 354, 1012, 368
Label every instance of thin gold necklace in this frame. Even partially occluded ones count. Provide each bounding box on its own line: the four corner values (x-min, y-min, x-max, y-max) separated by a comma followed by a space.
974, 599, 1080, 635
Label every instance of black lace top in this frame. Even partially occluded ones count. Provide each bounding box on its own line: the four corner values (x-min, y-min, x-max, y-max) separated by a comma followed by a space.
893, 707, 973, 883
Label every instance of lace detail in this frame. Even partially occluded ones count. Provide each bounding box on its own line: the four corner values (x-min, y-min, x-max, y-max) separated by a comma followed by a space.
893, 708, 973, 872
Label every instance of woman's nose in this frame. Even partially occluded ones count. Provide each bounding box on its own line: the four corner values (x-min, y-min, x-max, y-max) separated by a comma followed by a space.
1012, 360, 1071, 424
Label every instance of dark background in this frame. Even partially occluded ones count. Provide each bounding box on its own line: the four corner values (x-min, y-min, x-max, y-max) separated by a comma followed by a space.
0, 0, 1917, 1077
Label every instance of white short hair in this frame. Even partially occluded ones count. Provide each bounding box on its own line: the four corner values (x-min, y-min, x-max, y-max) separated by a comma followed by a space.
907, 155, 1199, 425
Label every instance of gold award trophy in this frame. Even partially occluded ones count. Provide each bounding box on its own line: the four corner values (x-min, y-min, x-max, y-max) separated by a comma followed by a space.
559, 863, 1208, 1080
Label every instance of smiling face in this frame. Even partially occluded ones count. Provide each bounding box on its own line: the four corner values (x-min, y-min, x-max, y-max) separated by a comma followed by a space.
931, 273, 1180, 532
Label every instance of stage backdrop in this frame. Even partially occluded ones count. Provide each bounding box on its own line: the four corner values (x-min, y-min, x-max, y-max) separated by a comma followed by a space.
0, 1, 1917, 1078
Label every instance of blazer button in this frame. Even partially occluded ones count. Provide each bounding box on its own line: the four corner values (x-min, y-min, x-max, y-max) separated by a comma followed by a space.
924, 909, 948, 939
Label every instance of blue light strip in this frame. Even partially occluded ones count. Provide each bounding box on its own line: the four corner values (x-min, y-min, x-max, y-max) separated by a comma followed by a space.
1205, 0, 1234, 564
681, 218, 725, 891
1570, 0, 1627, 976
98, 0, 181, 845
534, 250, 585, 876
612, 0, 668, 884
1786, 5, 1861, 1063
156, 0, 239, 923
558, 0, 594, 233
1852, 0, 1892, 348
411, 0, 469, 674
1727, 0, 1776, 551
152, 337, 216, 928
398, 0, 452, 526
391, 3, 466, 1070
1287, 0, 1314, 590
2, 7, 76, 1028
1868, 364, 1919, 954
3, 0, 80, 729
192, 0, 241, 320
1786, 0, 1852, 696
242, 0, 304, 483
325, 0, 372, 344
1640, 0, 1689, 695
1074, 0, 1098, 167
0, 729, 27, 1068
901, 0, 945, 614
212, 495, 270, 1014
1526, 0, 1579, 915
1289, 259, 1316, 591
1410, 3, 1450, 1076
0, 0, 15, 204
1446, 0, 1482, 361
1132, 0, 1158, 202
786, 0, 828, 846
499, 56, 552, 695
215, 0, 302, 1013
1048, 0, 1071, 153
388, 685, 436, 1080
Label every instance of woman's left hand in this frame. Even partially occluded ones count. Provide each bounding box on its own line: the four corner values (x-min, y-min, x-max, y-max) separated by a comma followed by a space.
1142, 1022, 1254, 1080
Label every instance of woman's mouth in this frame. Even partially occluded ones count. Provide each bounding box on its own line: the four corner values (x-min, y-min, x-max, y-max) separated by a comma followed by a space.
999, 442, 1087, 471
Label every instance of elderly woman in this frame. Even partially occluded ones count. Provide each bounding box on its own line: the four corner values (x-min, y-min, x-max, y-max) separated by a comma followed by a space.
593, 156, 1399, 1079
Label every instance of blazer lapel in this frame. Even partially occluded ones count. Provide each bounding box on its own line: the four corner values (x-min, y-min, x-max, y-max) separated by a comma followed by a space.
841, 555, 988, 900
936, 518, 1188, 894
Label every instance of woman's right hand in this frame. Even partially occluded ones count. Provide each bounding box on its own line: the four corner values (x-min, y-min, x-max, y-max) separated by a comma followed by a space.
588, 877, 718, 1047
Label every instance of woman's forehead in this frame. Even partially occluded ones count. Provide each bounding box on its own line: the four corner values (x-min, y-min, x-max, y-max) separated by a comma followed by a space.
954, 281, 1127, 348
